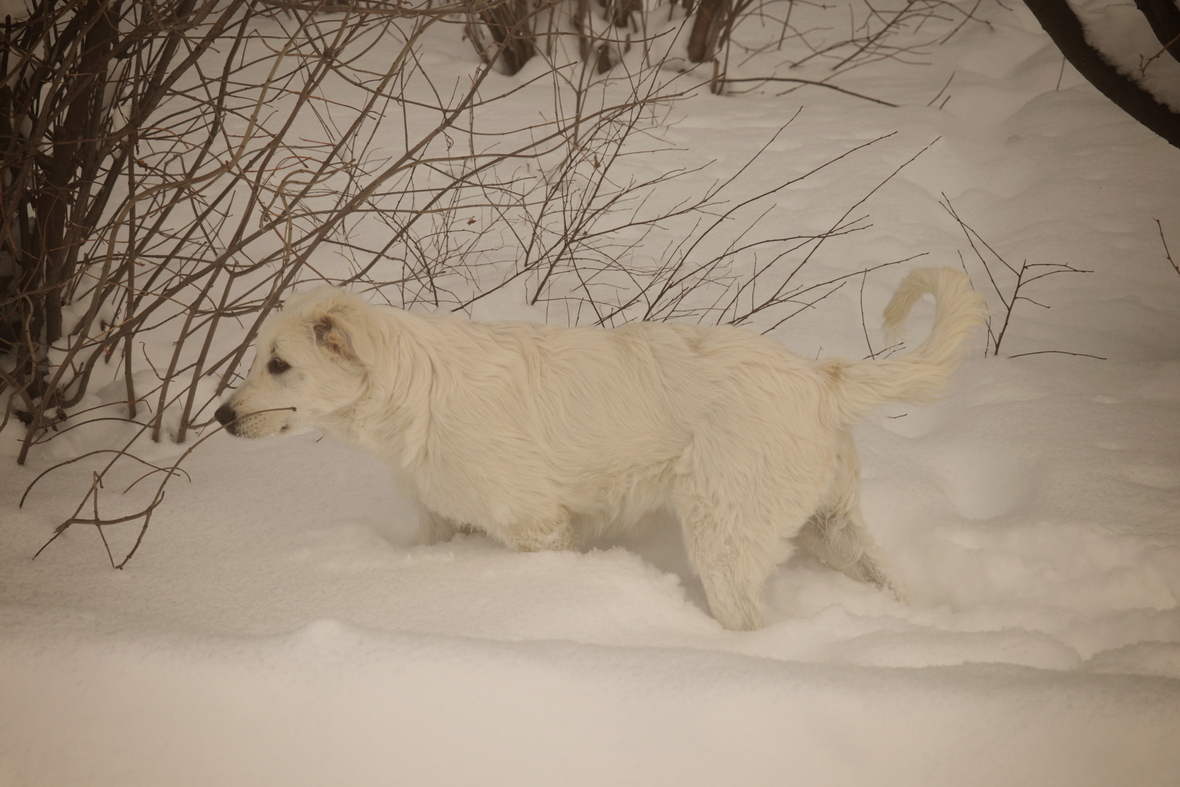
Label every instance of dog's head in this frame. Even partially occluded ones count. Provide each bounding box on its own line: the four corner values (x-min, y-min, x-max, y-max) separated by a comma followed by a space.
215, 287, 378, 438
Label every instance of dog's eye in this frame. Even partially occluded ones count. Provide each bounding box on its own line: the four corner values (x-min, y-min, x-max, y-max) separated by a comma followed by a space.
267, 357, 291, 375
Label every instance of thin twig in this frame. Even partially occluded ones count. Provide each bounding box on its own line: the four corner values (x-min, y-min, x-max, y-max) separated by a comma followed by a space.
1158, 219, 1179, 277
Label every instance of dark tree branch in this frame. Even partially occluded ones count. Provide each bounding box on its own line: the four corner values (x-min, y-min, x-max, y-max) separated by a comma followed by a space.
1133, 0, 1180, 64
1023, 0, 1180, 149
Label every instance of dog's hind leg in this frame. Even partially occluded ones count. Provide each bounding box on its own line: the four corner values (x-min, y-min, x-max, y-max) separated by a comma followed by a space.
795, 511, 894, 592
795, 433, 901, 597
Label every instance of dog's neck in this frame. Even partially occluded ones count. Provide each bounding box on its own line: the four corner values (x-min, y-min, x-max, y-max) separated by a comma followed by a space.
319, 313, 436, 473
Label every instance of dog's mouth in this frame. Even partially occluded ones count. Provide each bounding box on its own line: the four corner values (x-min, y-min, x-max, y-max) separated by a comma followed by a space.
216, 403, 300, 439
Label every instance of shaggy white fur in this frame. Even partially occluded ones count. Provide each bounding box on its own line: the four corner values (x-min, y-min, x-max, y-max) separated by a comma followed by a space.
216, 267, 986, 630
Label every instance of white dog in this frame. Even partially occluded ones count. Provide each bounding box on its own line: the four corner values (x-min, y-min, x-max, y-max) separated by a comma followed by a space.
216, 267, 985, 630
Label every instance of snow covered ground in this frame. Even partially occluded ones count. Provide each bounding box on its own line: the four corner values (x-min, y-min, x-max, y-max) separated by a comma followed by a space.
3, 2, 1180, 785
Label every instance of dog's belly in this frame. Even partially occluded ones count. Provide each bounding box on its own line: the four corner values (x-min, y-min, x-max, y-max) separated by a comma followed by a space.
563, 458, 683, 538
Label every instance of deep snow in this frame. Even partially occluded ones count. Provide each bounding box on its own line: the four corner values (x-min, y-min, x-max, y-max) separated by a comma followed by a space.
3, 2, 1180, 786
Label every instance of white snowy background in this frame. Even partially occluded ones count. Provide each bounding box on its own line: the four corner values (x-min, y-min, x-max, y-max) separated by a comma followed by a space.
3, 1, 1180, 785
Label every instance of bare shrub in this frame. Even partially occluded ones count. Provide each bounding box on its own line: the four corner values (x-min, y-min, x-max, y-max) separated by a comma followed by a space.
940, 195, 1100, 360
8, 0, 944, 565
5, 0, 527, 562
460, 0, 992, 96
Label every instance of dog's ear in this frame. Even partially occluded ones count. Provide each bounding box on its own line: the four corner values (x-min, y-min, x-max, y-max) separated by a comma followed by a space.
293, 288, 377, 367
314, 315, 360, 363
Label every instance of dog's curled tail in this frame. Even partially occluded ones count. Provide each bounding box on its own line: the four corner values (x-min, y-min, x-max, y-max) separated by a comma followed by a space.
823, 266, 987, 423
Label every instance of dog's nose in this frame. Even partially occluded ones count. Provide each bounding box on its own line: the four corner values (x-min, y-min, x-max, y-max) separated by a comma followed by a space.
214, 403, 236, 429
